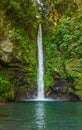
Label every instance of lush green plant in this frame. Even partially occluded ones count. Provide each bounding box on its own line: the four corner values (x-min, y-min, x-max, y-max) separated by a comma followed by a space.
53, 16, 82, 58
12, 27, 37, 88
43, 34, 55, 89
43, 8, 82, 96
0, 74, 14, 100
0, 0, 40, 97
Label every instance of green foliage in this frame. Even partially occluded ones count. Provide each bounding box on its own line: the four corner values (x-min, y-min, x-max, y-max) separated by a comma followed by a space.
43, 34, 55, 89
53, 13, 82, 59
0, 0, 39, 39
7, 0, 39, 88
0, 0, 40, 101
0, 74, 14, 100
55, 0, 78, 16
4, 0, 38, 29
12, 27, 37, 87
43, 8, 82, 96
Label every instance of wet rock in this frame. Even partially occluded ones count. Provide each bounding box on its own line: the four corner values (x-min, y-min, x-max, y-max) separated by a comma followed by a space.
69, 92, 80, 101
15, 87, 36, 101
48, 79, 68, 95
46, 76, 81, 101
15, 87, 28, 101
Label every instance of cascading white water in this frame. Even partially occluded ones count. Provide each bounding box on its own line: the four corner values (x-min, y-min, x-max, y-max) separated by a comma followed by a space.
23, 24, 55, 101
37, 24, 45, 99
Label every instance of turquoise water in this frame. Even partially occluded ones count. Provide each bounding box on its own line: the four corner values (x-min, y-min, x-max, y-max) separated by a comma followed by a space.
0, 102, 82, 130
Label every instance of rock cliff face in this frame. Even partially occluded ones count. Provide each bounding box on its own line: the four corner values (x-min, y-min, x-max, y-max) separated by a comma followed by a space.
0, 32, 21, 64
45, 71, 81, 101
0, 38, 13, 62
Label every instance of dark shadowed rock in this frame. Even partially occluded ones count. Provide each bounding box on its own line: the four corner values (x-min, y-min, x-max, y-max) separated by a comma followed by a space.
69, 92, 80, 101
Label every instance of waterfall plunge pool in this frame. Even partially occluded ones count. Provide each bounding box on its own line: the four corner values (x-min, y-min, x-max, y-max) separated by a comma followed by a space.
0, 102, 82, 130
22, 98, 56, 101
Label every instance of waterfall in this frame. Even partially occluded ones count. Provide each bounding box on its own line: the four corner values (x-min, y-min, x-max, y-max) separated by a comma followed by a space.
22, 25, 55, 101
23, 24, 54, 101
37, 24, 45, 99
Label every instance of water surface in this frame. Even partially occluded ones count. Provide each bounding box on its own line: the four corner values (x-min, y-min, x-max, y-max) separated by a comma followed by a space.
0, 102, 82, 130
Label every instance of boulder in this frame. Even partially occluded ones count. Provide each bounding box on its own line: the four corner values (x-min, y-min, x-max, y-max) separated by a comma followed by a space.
69, 92, 81, 101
